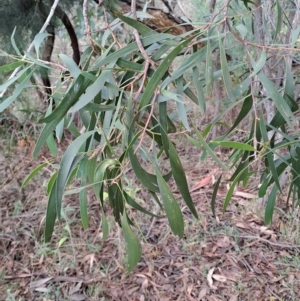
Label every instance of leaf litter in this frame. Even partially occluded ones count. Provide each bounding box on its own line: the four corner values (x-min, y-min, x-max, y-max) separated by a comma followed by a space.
1, 137, 300, 301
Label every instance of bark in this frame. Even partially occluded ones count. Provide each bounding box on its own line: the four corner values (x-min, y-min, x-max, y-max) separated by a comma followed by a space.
41, 24, 55, 99
54, 5, 81, 65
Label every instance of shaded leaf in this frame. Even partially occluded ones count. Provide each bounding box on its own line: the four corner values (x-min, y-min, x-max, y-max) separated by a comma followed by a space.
156, 170, 184, 238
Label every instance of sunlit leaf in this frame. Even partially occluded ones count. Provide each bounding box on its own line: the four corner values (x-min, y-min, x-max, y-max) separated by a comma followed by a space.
211, 141, 255, 151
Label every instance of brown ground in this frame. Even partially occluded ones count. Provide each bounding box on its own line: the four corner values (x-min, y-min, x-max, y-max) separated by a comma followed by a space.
1, 130, 300, 301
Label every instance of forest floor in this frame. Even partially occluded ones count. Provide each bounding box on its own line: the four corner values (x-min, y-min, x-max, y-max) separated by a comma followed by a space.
1, 120, 300, 301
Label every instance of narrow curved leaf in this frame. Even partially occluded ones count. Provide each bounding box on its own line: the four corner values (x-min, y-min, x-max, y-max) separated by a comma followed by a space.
34, 32, 51, 58
249, 50, 266, 77
79, 157, 89, 229
205, 37, 214, 97
169, 140, 198, 219
211, 141, 255, 151
56, 131, 94, 219
21, 162, 48, 189
258, 71, 295, 131
121, 211, 142, 273
0, 61, 25, 73
44, 180, 58, 242
211, 174, 222, 217
156, 170, 184, 238
265, 184, 278, 225
219, 36, 234, 99
259, 110, 281, 192
139, 35, 195, 110
124, 192, 162, 218
59, 54, 81, 78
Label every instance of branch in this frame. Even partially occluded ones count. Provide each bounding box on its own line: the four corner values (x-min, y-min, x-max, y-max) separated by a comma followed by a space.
0, 0, 61, 98
131, 0, 156, 103
55, 4, 81, 65
83, 0, 101, 55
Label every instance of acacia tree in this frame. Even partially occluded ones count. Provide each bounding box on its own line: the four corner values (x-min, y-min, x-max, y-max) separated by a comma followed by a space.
1, 0, 300, 272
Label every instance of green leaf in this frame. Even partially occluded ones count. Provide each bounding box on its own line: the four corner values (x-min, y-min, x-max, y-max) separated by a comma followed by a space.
227, 93, 253, 134
93, 33, 173, 70
33, 75, 91, 157
128, 149, 160, 192
46, 132, 58, 156
176, 76, 190, 131
59, 54, 81, 78
0, 65, 32, 93
192, 66, 206, 113
205, 38, 214, 97
101, 208, 109, 241
257, 71, 295, 131
159, 101, 170, 156
162, 40, 218, 88
94, 159, 120, 184
11, 27, 21, 56
40, 75, 90, 123
211, 174, 222, 217
0, 61, 25, 73
211, 141, 255, 151
56, 132, 94, 219
188, 128, 227, 170
47, 171, 58, 196
259, 110, 281, 192
79, 157, 89, 229
25, 52, 52, 69
272, 0, 282, 41
116, 13, 156, 36
70, 61, 117, 113
44, 180, 58, 242
0, 66, 36, 112
223, 166, 248, 212
156, 170, 184, 238
58, 237, 68, 247
139, 35, 195, 110
264, 184, 278, 225
169, 141, 198, 219
121, 211, 142, 273
21, 162, 48, 189
34, 32, 51, 58
249, 50, 267, 77
235, 23, 248, 39
219, 36, 234, 99
124, 192, 162, 218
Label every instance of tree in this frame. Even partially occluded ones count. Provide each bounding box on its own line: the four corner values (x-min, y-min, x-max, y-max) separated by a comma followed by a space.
1, 0, 300, 272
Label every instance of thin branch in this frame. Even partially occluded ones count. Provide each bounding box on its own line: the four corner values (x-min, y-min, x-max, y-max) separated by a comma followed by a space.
0, 0, 61, 98
83, 0, 101, 55
100, 2, 122, 49
130, 0, 156, 104
134, 89, 159, 154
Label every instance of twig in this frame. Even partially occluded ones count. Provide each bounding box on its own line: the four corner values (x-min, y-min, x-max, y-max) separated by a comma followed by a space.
134, 89, 159, 154
100, 2, 122, 49
83, 0, 101, 55
0, 0, 61, 98
221, 232, 300, 250
130, 0, 156, 103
